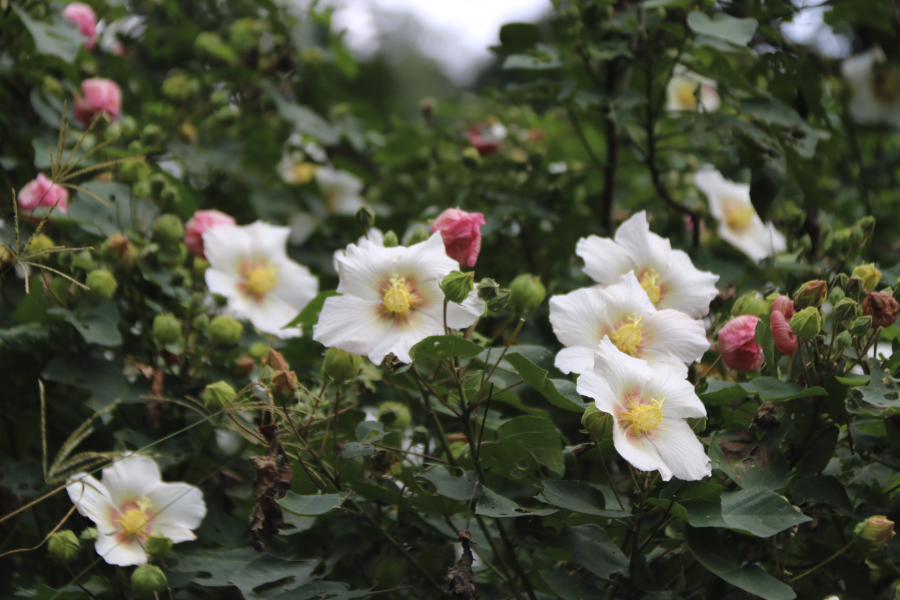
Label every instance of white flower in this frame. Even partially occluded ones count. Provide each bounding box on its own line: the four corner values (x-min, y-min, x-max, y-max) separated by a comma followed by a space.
577, 338, 711, 481
666, 66, 720, 113
204, 221, 319, 338
550, 272, 709, 376
694, 167, 787, 262
576, 211, 719, 319
313, 232, 484, 364
66, 455, 206, 566
316, 166, 365, 215
842, 47, 900, 129
277, 151, 316, 185
332, 228, 384, 272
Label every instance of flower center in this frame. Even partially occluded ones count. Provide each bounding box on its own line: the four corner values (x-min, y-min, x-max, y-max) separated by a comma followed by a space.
612, 313, 644, 357
674, 80, 698, 110
639, 269, 661, 304
241, 262, 277, 300
723, 201, 755, 233
622, 394, 666, 435
872, 69, 900, 104
290, 162, 315, 185
383, 275, 412, 316
117, 498, 152, 540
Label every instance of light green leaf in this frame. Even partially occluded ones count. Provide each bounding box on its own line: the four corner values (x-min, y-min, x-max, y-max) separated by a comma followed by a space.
743, 378, 828, 402
278, 492, 350, 516
409, 335, 484, 361
687, 12, 758, 46
13, 5, 84, 63
48, 302, 121, 347
721, 488, 811, 537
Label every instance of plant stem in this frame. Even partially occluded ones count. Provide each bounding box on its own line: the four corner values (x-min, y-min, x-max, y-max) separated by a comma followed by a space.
787, 539, 854, 583
595, 441, 626, 511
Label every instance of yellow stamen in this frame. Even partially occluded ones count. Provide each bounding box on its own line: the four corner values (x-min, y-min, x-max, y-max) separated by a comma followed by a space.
723, 201, 755, 233
290, 162, 316, 185
118, 498, 152, 539
622, 393, 666, 435
639, 269, 661, 305
673, 79, 698, 110
243, 263, 277, 299
383, 275, 411, 316
612, 313, 643, 357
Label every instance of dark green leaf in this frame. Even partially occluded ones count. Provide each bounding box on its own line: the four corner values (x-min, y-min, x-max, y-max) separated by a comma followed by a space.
546, 525, 629, 580
793, 475, 853, 513
505, 352, 585, 412
285, 290, 339, 330
743, 378, 827, 402
539, 569, 602, 600
540, 480, 629, 518
48, 302, 122, 347
475, 488, 556, 518
278, 492, 350, 516
709, 431, 789, 490
416, 465, 480, 502
409, 335, 484, 361
698, 380, 751, 403
498, 23, 540, 54
721, 488, 811, 536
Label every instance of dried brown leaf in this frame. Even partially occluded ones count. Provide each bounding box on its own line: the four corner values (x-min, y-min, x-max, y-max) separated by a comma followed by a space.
249, 424, 293, 551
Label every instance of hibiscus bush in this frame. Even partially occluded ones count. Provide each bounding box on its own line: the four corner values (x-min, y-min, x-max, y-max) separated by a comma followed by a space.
4, 0, 900, 599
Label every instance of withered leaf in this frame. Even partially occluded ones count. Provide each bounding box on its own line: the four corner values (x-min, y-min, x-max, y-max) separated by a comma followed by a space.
249, 424, 294, 551
446, 530, 478, 600
144, 368, 164, 428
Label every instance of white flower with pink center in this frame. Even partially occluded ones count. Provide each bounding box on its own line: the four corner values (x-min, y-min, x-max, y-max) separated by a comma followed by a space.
66, 455, 205, 566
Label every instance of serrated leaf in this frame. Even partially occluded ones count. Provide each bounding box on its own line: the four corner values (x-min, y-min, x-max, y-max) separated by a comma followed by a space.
409, 335, 483, 361
721, 487, 811, 536
278, 491, 350, 516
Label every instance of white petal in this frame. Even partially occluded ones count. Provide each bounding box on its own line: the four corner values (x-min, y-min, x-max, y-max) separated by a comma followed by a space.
603, 271, 657, 322
95, 532, 147, 566
243, 222, 291, 262
446, 292, 485, 329
612, 423, 671, 480
718, 219, 785, 262
396, 232, 458, 284
370, 308, 444, 363
555, 346, 597, 375
640, 310, 709, 366
576, 236, 634, 286
290, 212, 317, 246
203, 225, 251, 278
592, 337, 653, 400
549, 287, 611, 350
205, 269, 240, 299
145, 482, 206, 540
575, 371, 618, 415
643, 370, 707, 419
658, 250, 719, 318
613, 212, 672, 275
638, 349, 689, 376
271, 260, 319, 313
336, 241, 404, 303
649, 418, 711, 481
66, 474, 117, 534
313, 294, 394, 360
100, 456, 162, 505
236, 293, 301, 338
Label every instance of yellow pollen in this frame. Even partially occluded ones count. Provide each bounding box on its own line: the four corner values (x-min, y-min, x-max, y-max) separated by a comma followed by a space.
639, 269, 661, 304
612, 313, 643, 357
290, 162, 315, 185
243, 264, 277, 298
623, 394, 666, 435
118, 498, 152, 539
723, 201, 755, 233
383, 275, 411, 316
674, 80, 698, 110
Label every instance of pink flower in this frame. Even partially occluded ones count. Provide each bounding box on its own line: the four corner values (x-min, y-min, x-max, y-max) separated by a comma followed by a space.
771, 295, 795, 320
431, 208, 486, 267
62, 3, 97, 50
718, 315, 764, 372
73, 78, 122, 126
18, 173, 69, 217
770, 310, 798, 356
467, 125, 502, 156
184, 210, 236, 259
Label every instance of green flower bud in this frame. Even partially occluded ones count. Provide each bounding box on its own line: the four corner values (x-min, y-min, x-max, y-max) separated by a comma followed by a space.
119, 116, 138, 137
131, 564, 167, 598
72, 250, 95, 271
229, 17, 267, 54
420, 97, 437, 117
790, 306, 822, 340
860, 215, 876, 236
25, 234, 55, 257
850, 316, 872, 337
378, 401, 412, 431
476, 278, 500, 302
852, 264, 882, 291
855, 516, 895, 549
834, 330, 853, 351
145, 535, 173, 560
132, 180, 151, 199
828, 287, 846, 306
192, 313, 209, 331
119, 158, 151, 183
355, 205, 376, 230
104, 122, 122, 141
162, 73, 190, 101
152, 215, 185, 246
208, 315, 243, 346
793, 280, 828, 309
86, 269, 118, 300
382, 230, 399, 248
193, 256, 210, 276
487, 288, 511, 312
104, 234, 139, 273
581, 404, 612, 441
462, 146, 482, 169
160, 185, 179, 207
834, 298, 859, 323
214, 106, 239, 124
731, 293, 770, 318
152, 314, 182, 345
272, 370, 299, 397
440, 270, 475, 305
149, 174, 168, 196
406, 225, 430, 246
509, 274, 546, 314
140, 124, 163, 147
323, 347, 363, 384
845, 276, 864, 297
210, 89, 230, 107
204, 381, 236, 412
849, 225, 864, 245
48, 530, 80, 562
249, 341, 270, 360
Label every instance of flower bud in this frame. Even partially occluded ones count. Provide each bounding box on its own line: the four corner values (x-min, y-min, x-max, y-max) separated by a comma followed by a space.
487, 288, 511, 312
406, 224, 430, 246
718, 315, 764, 372
73, 78, 121, 126
272, 370, 299, 397
382, 230, 399, 248
790, 307, 822, 340
582, 404, 612, 441
853, 264, 883, 291
834, 298, 859, 323
119, 158, 151, 183
440, 270, 475, 305
420, 97, 437, 117
132, 180, 151, 199
152, 214, 185, 246
72, 250, 95, 271
234, 355, 255, 377
161, 185, 179, 206
732, 293, 770, 318
509, 274, 546, 313
262, 349, 289, 371
25, 234, 55, 257
208, 315, 243, 346
834, 330, 853, 351
849, 226, 864, 246
845, 276, 864, 297
850, 316, 873, 337
323, 347, 363, 384
145, 535, 173, 560
192, 314, 209, 331
431, 208, 486, 267
771, 295, 795, 319
828, 287, 846, 305
355, 205, 376, 230
141, 124, 163, 147
86, 269, 118, 300
477, 278, 500, 302
793, 280, 828, 309
860, 215, 876, 236
104, 233, 138, 273
184, 210, 235, 259
48, 530, 80, 562
862, 290, 900, 329
378, 401, 412, 431
131, 564, 167, 598
855, 516, 895, 549
204, 381, 236, 412
162, 73, 190, 101
152, 313, 182, 345
770, 310, 798, 355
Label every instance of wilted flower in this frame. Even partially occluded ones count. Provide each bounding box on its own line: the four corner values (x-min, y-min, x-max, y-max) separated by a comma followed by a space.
842, 48, 900, 129
431, 208, 486, 267
18, 173, 69, 217
316, 167, 365, 215
695, 167, 786, 262
577, 211, 719, 318
862, 290, 900, 328
666, 67, 720, 113
66, 455, 206, 566
576, 338, 711, 481
467, 123, 505, 155
204, 222, 319, 338
550, 272, 709, 376
73, 78, 122, 126
184, 210, 236, 259
62, 3, 97, 49
313, 233, 484, 364
718, 315, 764, 372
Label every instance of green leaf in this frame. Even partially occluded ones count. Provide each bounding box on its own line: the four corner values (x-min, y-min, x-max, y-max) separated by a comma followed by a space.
686, 12, 758, 46
503, 47, 563, 70
743, 378, 828, 402
278, 491, 350, 516
698, 380, 751, 403
498, 23, 540, 53
709, 431, 789, 490
792, 475, 854, 513
285, 290, 339, 330
13, 5, 84, 63
755, 317, 779, 376
653, 481, 727, 527
480, 416, 565, 480
547, 525, 629, 580
540, 480, 629, 518
262, 81, 339, 144
475, 488, 556, 518
685, 527, 796, 600
69, 182, 157, 237
539, 569, 602, 600
642, 0, 691, 7
721, 488, 811, 536
505, 352, 585, 412
43, 353, 142, 409
416, 465, 480, 502
47, 302, 122, 347
409, 335, 484, 361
